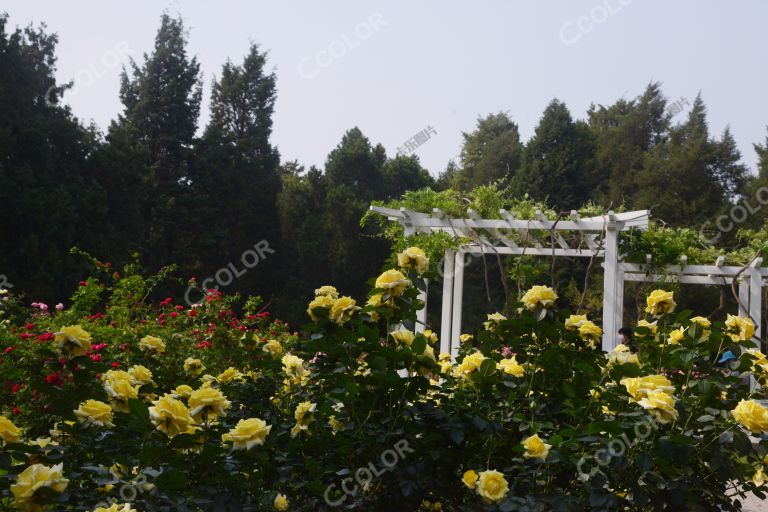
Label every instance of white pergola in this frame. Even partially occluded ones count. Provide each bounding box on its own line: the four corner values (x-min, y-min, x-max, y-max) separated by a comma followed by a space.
370, 206, 650, 357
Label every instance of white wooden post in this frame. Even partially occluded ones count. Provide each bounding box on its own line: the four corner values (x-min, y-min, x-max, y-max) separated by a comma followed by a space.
601, 226, 619, 352
416, 280, 428, 333
750, 258, 763, 346
739, 278, 749, 318
450, 251, 465, 360
439, 250, 455, 357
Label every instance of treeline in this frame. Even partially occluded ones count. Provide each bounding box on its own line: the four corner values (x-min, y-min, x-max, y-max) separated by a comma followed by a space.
2, 13, 767, 325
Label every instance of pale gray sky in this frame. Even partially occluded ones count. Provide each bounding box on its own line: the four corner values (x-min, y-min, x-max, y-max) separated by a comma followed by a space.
5, 0, 767, 174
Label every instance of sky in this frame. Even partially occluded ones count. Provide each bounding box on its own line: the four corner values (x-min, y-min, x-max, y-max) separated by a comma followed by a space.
4, 0, 767, 175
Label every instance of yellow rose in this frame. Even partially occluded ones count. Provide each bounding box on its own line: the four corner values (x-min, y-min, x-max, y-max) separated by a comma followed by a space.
262, 340, 283, 356
578, 321, 603, 347
520, 285, 558, 310
93, 504, 137, 512
397, 246, 429, 275
375, 269, 411, 296
74, 400, 115, 428
11, 463, 69, 508
391, 328, 415, 347
291, 401, 316, 438
607, 344, 639, 365
452, 351, 487, 380
637, 390, 679, 423
54, 325, 92, 356
476, 469, 509, 503
0, 415, 22, 446
314, 285, 339, 298
282, 354, 310, 384
139, 335, 166, 354
667, 327, 686, 345
330, 296, 360, 325
307, 294, 335, 321
274, 493, 289, 511
725, 314, 756, 341
462, 469, 478, 489
564, 314, 588, 330
522, 434, 551, 460
103, 370, 139, 412
217, 367, 244, 384
149, 394, 196, 438
184, 357, 206, 376
459, 334, 474, 344
483, 312, 507, 330
732, 399, 768, 433
645, 289, 676, 316
222, 418, 272, 450
637, 319, 658, 334
188, 387, 231, 423
128, 365, 154, 386
173, 384, 194, 398
689, 316, 711, 329
621, 375, 674, 401
328, 415, 344, 434
422, 329, 438, 344
497, 357, 525, 377
754, 467, 766, 487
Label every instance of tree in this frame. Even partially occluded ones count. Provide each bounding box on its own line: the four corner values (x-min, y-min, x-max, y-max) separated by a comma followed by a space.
381, 154, 434, 199
452, 112, 522, 190
512, 100, 595, 210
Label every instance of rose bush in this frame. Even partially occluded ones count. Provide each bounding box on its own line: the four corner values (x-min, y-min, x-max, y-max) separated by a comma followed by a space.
0, 252, 766, 510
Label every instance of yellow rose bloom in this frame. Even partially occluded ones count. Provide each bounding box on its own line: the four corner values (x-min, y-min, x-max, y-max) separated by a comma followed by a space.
188, 387, 231, 423
732, 399, 768, 433
330, 296, 360, 325
184, 357, 206, 376
291, 401, 316, 438
274, 493, 289, 511
391, 328, 415, 347
54, 325, 92, 356
422, 329, 438, 344
452, 351, 487, 380
307, 294, 335, 321
459, 334, 474, 344
314, 285, 339, 298
637, 319, 658, 334
128, 365, 154, 386
522, 434, 551, 460
374, 269, 411, 296
578, 321, 603, 347
621, 375, 674, 401
689, 316, 711, 329
754, 468, 766, 487
328, 415, 344, 434
149, 394, 196, 438
645, 289, 676, 316
93, 504, 137, 512
217, 367, 244, 384
0, 415, 22, 446
139, 335, 166, 354
564, 314, 588, 330
74, 400, 115, 428
173, 384, 194, 398
476, 469, 509, 503
497, 356, 525, 377
607, 344, 639, 365
262, 340, 283, 356
102, 370, 140, 412
725, 314, 756, 341
10, 463, 69, 508
637, 390, 679, 423
397, 246, 429, 275
222, 418, 272, 450
483, 312, 508, 330
667, 327, 686, 345
520, 285, 558, 310
282, 354, 310, 384
462, 469, 478, 489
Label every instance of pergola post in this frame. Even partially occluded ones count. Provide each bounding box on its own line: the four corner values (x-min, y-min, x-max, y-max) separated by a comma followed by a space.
739, 278, 749, 317
439, 250, 455, 356
416, 281, 428, 334
450, 251, 465, 360
601, 226, 619, 351
750, 258, 763, 347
